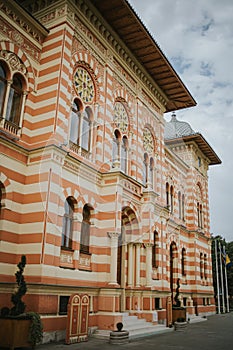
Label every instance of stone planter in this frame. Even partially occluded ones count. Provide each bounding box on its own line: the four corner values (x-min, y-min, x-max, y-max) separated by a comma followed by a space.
172, 307, 186, 324
174, 321, 188, 331
109, 330, 129, 344
0, 317, 32, 349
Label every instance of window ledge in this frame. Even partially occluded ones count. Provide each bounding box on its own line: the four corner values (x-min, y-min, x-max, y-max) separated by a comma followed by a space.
60, 248, 74, 269
79, 252, 92, 271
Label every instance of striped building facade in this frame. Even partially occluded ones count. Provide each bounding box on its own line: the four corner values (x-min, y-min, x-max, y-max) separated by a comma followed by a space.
0, 0, 221, 342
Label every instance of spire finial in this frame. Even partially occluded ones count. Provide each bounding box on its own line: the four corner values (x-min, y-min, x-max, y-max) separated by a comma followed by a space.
171, 111, 177, 121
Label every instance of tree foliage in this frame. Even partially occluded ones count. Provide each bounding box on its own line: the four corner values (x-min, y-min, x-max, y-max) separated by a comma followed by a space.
211, 235, 233, 311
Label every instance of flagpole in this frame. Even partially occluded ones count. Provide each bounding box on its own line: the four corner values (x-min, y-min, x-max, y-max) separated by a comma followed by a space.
215, 239, 221, 314
223, 246, 230, 312
219, 242, 225, 313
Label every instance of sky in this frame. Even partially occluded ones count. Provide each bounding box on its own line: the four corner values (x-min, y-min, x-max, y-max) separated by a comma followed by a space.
129, 0, 233, 242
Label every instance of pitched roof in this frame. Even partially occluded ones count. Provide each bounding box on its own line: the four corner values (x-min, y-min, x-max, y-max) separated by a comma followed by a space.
91, 0, 196, 112
165, 114, 221, 165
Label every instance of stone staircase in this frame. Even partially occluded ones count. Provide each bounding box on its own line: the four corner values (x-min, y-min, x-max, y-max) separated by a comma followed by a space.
187, 314, 208, 324
92, 313, 173, 341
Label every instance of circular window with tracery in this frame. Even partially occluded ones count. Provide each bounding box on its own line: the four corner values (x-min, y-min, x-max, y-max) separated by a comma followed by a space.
114, 102, 128, 133
73, 67, 95, 103
143, 128, 154, 153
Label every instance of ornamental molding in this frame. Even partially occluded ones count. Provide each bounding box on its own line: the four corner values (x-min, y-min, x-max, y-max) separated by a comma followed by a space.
0, 0, 47, 45
0, 50, 27, 74
0, 19, 41, 61
24, 0, 167, 109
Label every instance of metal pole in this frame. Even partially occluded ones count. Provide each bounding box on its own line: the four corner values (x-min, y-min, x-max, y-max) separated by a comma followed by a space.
223, 246, 230, 312
215, 239, 221, 314
219, 242, 225, 313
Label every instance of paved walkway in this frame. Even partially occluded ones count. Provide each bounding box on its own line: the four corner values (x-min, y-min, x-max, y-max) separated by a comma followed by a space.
37, 312, 233, 350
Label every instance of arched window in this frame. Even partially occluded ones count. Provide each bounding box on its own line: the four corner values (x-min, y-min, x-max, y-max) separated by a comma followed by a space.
200, 252, 204, 279
80, 204, 92, 254
69, 99, 81, 144
121, 135, 128, 173
166, 182, 169, 208
69, 100, 93, 153
197, 202, 200, 226
181, 248, 186, 276
81, 106, 92, 151
143, 153, 149, 186
149, 157, 154, 188
182, 194, 185, 221
152, 230, 158, 268
0, 182, 4, 216
178, 191, 181, 219
0, 63, 7, 116
197, 202, 203, 228
61, 197, 74, 249
112, 129, 120, 167
170, 185, 174, 213
204, 254, 207, 279
196, 183, 204, 229
200, 204, 203, 228
5, 74, 24, 125
0, 56, 27, 136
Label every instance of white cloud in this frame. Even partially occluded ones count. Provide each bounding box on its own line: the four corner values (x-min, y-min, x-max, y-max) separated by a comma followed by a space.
129, 0, 233, 241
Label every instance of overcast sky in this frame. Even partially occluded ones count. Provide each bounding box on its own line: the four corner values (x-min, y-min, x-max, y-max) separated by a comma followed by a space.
129, 0, 233, 242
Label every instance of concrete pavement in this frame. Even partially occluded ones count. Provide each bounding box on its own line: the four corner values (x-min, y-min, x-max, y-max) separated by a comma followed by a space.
37, 312, 233, 350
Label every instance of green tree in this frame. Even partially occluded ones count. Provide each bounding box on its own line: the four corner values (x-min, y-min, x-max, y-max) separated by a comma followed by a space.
211, 235, 233, 312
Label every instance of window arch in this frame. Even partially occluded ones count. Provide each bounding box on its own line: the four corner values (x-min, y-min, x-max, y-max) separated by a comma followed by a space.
5, 73, 24, 125
182, 194, 185, 221
80, 204, 93, 254
165, 182, 174, 213
197, 202, 203, 228
196, 183, 204, 229
81, 106, 92, 151
69, 99, 93, 154
113, 101, 128, 134
178, 191, 181, 219
112, 101, 129, 173
0, 63, 7, 116
152, 230, 158, 268
0, 61, 27, 135
143, 153, 149, 186
166, 182, 170, 208
149, 157, 154, 188
142, 127, 156, 189
170, 185, 174, 213
178, 192, 185, 220
69, 99, 81, 144
200, 252, 204, 279
204, 254, 207, 279
121, 135, 128, 173
112, 129, 120, 167
181, 248, 186, 276
61, 197, 75, 249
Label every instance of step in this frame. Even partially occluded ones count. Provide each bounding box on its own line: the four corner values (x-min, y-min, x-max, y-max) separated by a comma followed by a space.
188, 315, 207, 324
92, 313, 173, 340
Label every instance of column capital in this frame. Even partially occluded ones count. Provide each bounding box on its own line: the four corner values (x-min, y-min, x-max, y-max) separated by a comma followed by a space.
144, 242, 153, 248
107, 231, 121, 239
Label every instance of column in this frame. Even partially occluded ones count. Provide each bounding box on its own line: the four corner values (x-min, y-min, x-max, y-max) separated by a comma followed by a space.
135, 243, 141, 287
107, 231, 120, 285
145, 243, 153, 287
127, 243, 133, 287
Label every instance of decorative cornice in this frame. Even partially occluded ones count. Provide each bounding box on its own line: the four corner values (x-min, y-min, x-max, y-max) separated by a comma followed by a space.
73, 0, 167, 107
22, 0, 167, 110
0, 0, 48, 45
